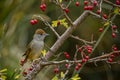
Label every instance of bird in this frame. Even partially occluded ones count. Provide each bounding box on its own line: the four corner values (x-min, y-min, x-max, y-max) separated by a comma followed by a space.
21, 29, 49, 65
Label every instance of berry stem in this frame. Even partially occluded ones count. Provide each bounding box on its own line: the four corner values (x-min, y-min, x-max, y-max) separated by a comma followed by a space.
92, 14, 117, 53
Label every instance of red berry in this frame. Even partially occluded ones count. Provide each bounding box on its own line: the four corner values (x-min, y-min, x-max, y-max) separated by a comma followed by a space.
96, 10, 101, 14
93, 0, 97, 6
42, 4, 46, 9
85, 56, 89, 60
87, 49, 92, 54
108, 58, 113, 62
75, 66, 79, 71
40, 5, 44, 11
64, 52, 68, 55
112, 25, 117, 29
34, 19, 38, 24
65, 54, 70, 59
82, 58, 86, 63
40, 4, 43, 9
84, 1, 88, 5
30, 19, 35, 25
116, 0, 120, 5
84, 6, 89, 10
110, 54, 115, 58
88, 5, 93, 11
65, 64, 69, 68
64, 52, 70, 59
77, 63, 82, 67
103, 14, 107, 19
29, 68, 33, 71
112, 33, 116, 38
57, 21, 60, 26
22, 71, 27, 76
20, 59, 25, 66
113, 46, 118, 51
99, 28, 103, 32
64, 8, 69, 14
87, 46, 92, 50
40, 4, 46, 11
75, 1, 80, 7
54, 68, 59, 74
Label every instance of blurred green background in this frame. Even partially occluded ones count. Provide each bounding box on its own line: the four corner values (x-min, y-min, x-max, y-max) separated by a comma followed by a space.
0, 0, 120, 80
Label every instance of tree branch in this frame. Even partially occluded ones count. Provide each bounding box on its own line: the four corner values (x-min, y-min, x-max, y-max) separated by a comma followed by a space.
70, 35, 96, 45
103, 0, 120, 8
41, 51, 120, 65
46, 11, 90, 59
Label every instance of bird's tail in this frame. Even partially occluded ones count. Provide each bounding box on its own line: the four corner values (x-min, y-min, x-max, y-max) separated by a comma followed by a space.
20, 48, 31, 66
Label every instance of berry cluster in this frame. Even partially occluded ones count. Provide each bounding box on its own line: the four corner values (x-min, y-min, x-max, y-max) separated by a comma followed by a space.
30, 19, 38, 25
83, 0, 97, 11
20, 58, 34, 76
22, 66, 33, 77
107, 45, 120, 62
64, 52, 70, 59
98, 24, 118, 38
111, 25, 118, 38
75, 63, 82, 70
79, 45, 93, 54
40, 3, 46, 12
54, 67, 59, 74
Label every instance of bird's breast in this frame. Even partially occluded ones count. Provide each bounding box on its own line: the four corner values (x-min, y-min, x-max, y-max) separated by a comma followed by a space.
32, 40, 44, 53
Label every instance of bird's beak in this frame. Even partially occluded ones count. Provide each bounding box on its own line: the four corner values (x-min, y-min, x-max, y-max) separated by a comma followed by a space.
45, 33, 49, 36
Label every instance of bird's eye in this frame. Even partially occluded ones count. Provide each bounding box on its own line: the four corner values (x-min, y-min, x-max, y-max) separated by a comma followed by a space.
40, 33, 42, 35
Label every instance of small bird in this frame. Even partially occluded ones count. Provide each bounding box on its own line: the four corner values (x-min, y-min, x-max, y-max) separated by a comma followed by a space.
22, 29, 49, 65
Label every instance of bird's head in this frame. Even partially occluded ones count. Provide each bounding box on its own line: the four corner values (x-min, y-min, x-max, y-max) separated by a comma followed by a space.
33, 29, 49, 41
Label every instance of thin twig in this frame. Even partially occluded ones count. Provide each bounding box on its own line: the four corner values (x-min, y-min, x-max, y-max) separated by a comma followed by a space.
70, 35, 96, 45
103, 0, 120, 8
99, 0, 103, 12
58, 3, 73, 26
60, 64, 72, 80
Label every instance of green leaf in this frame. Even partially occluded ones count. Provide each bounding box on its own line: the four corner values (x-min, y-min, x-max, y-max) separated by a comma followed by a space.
0, 69, 7, 73
51, 75, 58, 80
71, 74, 81, 80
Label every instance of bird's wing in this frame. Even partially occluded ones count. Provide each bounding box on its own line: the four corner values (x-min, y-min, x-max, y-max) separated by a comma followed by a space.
22, 41, 33, 63
22, 47, 31, 56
